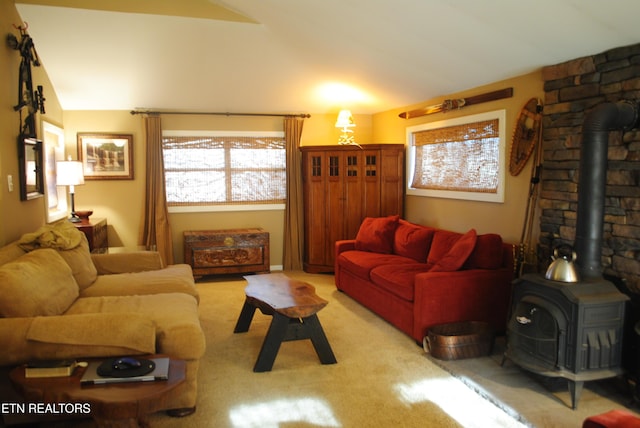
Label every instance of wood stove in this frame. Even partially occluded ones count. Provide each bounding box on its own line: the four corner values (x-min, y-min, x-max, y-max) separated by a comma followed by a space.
505, 274, 627, 408
504, 100, 638, 409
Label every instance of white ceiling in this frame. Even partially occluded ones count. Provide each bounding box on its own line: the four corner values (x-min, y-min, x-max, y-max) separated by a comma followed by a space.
13, 0, 640, 115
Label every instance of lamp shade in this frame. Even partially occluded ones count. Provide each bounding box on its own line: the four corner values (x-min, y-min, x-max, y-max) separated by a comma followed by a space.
56, 161, 85, 186
335, 109, 355, 128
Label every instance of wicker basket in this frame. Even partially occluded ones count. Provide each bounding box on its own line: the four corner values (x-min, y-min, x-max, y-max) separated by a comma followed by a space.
424, 321, 495, 360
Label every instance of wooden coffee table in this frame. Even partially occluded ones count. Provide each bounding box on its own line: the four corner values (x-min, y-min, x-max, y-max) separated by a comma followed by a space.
234, 273, 337, 372
9, 355, 185, 428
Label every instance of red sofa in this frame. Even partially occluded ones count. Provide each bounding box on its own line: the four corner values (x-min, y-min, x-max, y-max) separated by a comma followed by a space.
335, 216, 515, 343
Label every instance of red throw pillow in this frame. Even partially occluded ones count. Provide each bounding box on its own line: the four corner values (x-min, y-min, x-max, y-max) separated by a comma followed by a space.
354, 215, 400, 254
430, 229, 478, 272
393, 220, 436, 262
464, 233, 503, 269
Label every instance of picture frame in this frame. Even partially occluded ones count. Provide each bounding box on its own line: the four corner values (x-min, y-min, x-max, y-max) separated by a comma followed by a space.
77, 133, 134, 180
42, 120, 68, 223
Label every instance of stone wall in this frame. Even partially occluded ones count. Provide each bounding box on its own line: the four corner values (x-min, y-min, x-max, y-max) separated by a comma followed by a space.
539, 43, 640, 292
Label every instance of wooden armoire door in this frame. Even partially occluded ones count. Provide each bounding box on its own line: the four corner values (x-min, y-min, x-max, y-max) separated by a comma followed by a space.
302, 150, 327, 270
301, 144, 404, 273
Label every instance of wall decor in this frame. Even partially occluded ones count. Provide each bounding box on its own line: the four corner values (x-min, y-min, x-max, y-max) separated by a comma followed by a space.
406, 109, 506, 203
42, 121, 68, 222
509, 98, 543, 176
8, 23, 45, 139
18, 136, 44, 200
399, 88, 512, 119
77, 133, 134, 180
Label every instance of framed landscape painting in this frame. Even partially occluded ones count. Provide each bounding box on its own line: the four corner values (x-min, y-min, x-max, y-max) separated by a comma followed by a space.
77, 133, 134, 180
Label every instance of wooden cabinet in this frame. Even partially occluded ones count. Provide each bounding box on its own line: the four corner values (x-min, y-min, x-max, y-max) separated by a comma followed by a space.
74, 218, 108, 253
184, 228, 270, 278
301, 144, 404, 273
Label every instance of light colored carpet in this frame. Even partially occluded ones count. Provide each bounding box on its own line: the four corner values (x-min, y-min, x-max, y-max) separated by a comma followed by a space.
147, 271, 525, 428
27, 271, 640, 427
146, 272, 519, 428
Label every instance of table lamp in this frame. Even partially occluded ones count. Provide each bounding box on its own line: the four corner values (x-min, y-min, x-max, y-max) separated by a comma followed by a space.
335, 109, 359, 146
56, 160, 85, 223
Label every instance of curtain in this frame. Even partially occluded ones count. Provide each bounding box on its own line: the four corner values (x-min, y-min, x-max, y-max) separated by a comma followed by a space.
141, 114, 174, 266
282, 116, 305, 270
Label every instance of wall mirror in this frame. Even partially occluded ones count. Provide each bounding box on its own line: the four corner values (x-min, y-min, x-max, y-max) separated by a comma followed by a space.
19, 135, 44, 201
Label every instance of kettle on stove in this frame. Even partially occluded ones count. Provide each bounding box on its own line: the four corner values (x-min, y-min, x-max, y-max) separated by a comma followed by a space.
545, 244, 579, 283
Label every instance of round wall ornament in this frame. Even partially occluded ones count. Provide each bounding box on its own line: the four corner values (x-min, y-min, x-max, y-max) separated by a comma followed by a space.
509, 98, 542, 176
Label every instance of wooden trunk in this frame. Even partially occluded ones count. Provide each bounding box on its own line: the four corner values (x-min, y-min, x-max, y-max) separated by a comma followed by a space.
301, 144, 404, 273
184, 228, 270, 278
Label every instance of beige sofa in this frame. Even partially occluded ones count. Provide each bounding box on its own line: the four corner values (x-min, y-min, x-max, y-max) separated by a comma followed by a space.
0, 220, 206, 417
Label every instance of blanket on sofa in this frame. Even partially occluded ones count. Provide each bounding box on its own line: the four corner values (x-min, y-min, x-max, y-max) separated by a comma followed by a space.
18, 220, 82, 251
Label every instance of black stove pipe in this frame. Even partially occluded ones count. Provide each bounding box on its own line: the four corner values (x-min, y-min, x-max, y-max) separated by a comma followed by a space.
575, 100, 638, 279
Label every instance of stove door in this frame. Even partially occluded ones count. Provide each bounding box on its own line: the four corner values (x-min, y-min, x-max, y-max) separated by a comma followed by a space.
507, 296, 566, 371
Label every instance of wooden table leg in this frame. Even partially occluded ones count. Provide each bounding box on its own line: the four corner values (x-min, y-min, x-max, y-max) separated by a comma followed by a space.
234, 299, 257, 333
254, 312, 290, 372
304, 314, 337, 365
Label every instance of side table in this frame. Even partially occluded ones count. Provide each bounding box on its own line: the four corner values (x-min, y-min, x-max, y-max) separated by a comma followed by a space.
73, 218, 108, 252
9, 356, 185, 428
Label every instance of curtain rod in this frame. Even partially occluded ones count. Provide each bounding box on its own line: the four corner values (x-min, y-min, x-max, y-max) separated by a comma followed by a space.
130, 109, 311, 119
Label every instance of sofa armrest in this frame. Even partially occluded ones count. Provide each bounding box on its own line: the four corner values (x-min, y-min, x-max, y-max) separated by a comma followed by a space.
0, 313, 157, 367
335, 240, 356, 256
412, 268, 514, 341
335, 240, 357, 277
91, 251, 164, 275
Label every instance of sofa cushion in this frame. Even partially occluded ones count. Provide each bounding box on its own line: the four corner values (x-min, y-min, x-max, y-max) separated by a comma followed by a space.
464, 233, 504, 270
66, 293, 206, 360
393, 220, 436, 262
338, 250, 416, 279
81, 264, 199, 301
56, 234, 98, 290
430, 229, 478, 272
0, 241, 27, 267
370, 263, 433, 302
427, 229, 462, 264
26, 312, 156, 355
16, 221, 98, 290
0, 249, 79, 317
355, 215, 399, 254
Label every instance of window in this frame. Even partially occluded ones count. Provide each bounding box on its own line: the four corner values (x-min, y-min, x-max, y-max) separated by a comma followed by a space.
163, 131, 286, 211
406, 110, 506, 203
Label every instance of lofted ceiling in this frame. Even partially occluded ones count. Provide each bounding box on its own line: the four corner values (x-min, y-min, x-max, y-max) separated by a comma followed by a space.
13, 0, 640, 114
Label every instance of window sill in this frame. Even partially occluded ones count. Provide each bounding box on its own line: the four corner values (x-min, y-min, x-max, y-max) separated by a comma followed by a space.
168, 204, 285, 213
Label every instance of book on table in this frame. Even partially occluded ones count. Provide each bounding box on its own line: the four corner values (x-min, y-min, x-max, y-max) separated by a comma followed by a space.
25, 359, 78, 378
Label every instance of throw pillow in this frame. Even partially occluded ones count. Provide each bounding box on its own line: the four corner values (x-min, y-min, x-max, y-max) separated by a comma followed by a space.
464, 233, 504, 270
430, 229, 478, 272
354, 215, 400, 254
393, 220, 436, 262
0, 249, 79, 317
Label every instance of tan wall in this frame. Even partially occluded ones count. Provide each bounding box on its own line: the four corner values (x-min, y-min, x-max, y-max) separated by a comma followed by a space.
0, 0, 63, 246
61, 111, 145, 250
372, 71, 544, 244
61, 111, 366, 266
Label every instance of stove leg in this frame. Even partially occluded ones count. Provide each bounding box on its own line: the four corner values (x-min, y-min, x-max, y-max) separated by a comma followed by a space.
500, 353, 508, 367
569, 380, 584, 409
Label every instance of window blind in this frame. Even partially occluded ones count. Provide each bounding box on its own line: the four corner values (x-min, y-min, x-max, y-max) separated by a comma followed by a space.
411, 119, 500, 193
